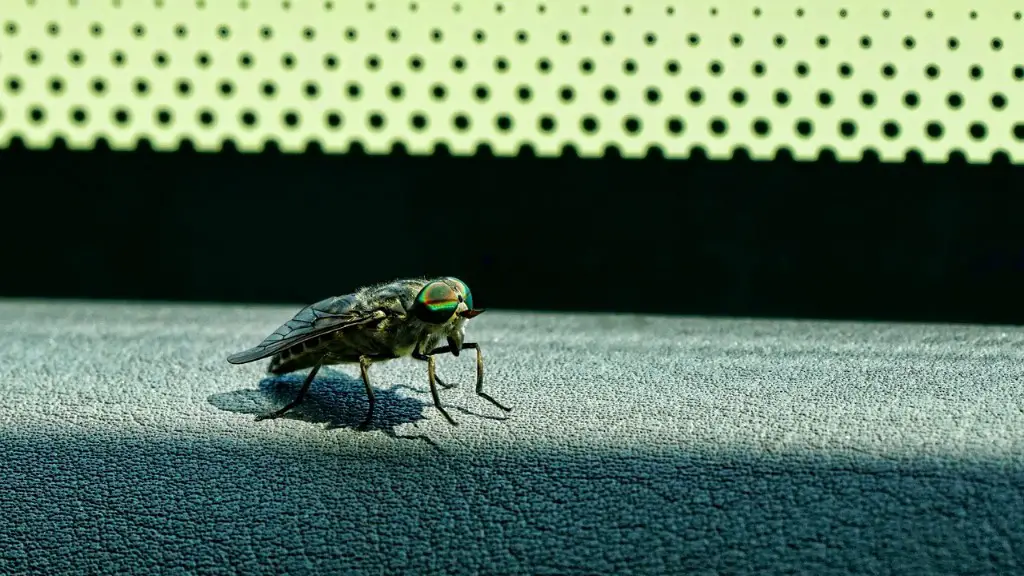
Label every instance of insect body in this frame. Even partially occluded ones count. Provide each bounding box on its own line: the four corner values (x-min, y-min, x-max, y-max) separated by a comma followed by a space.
226, 276, 510, 427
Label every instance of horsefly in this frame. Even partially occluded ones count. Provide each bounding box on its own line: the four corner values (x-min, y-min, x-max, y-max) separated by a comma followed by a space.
227, 277, 510, 427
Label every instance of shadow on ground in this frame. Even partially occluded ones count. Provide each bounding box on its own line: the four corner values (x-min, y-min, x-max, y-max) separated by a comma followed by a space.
207, 368, 438, 444
1, 429, 1021, 575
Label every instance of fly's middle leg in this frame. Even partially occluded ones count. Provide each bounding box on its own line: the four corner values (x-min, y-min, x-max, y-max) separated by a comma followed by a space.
411, 347, 456, 388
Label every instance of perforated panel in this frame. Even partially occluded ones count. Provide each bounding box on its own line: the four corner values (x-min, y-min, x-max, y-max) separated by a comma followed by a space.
1, 0, 1022, 162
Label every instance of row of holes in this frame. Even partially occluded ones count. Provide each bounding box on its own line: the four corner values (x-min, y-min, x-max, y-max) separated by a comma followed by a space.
4, 75, 1017, 113
9, 139, 1024, 169
15, 0, 1024, 21
3, 20, 1017, 53
7, 46, 1024, 84
5, 106, 1024, 143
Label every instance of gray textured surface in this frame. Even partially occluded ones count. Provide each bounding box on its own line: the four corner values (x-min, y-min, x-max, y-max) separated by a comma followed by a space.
1, 299, 1023, 575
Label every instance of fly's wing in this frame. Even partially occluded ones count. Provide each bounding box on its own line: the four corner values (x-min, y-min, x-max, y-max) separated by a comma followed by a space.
226, 294, 386, 364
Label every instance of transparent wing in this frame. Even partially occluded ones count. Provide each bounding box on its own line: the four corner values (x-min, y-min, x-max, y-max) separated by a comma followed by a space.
226, 294, 383, 364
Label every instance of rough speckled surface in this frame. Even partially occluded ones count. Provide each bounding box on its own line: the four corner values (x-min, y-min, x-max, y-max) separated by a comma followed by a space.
1, 299, 1022, 575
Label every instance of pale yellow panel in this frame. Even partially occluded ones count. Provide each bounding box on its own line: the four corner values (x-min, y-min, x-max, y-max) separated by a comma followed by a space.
0, 0, 1021, 162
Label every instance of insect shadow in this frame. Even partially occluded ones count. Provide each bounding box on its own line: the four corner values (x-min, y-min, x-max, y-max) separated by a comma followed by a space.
207, 368, 439, 445
390, 384, 511, 422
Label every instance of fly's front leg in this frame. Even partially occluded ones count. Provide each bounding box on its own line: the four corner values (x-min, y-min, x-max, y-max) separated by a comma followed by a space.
425, 342, 512, 413
460, 342, 512, 413
434, 373, 457, 389
411, 347, 456, 388
429, 355, 458, 426
413, 348, 459, 425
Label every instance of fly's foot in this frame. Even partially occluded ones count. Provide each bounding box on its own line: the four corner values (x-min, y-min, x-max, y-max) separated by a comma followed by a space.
480, 393, 513, 413
356, 414, 374, 431
254, 398, 304, 421
437, 405, 459, 426
254, 409, 285, 422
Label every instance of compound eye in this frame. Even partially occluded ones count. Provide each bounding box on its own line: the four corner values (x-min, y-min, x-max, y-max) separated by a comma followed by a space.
413, 281, 459, 324
450, 277, 474, 310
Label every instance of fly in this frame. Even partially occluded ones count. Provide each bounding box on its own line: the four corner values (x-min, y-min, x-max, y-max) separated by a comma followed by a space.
226, 276, 511, 427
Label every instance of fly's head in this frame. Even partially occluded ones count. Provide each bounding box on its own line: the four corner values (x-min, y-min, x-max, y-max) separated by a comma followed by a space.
409, 277, 484, 353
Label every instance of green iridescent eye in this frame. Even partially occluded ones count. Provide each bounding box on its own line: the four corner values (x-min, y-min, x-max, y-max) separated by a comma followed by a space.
450, 277, 473, 310
413, 281, 459, 324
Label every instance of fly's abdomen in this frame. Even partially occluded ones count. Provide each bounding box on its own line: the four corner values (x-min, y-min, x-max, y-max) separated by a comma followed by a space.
267, 334, 330, 375
266, 328, 392, 374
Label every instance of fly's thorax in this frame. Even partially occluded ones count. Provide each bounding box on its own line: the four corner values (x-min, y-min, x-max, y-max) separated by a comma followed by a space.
370, 313, 442, 356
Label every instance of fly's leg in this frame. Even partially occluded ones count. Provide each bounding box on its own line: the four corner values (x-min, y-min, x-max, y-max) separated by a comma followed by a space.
428, 355, 458, 426
435, 373, 457, 390
425, 343, 512, 413
412, 348, 458, 425
411, 348, 457, 389
460, 343, 512, 413
357, 355, 376, 430
255, 354, 325, 421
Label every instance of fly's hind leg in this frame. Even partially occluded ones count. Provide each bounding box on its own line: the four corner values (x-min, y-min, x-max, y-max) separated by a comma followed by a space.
255, 354, 326, 422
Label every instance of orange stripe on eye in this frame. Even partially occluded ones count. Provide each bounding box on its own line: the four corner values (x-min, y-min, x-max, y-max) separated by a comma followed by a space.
413, 281, 460, 323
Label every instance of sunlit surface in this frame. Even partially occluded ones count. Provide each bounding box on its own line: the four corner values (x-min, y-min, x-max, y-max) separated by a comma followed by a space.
1, 300, 1021, 573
